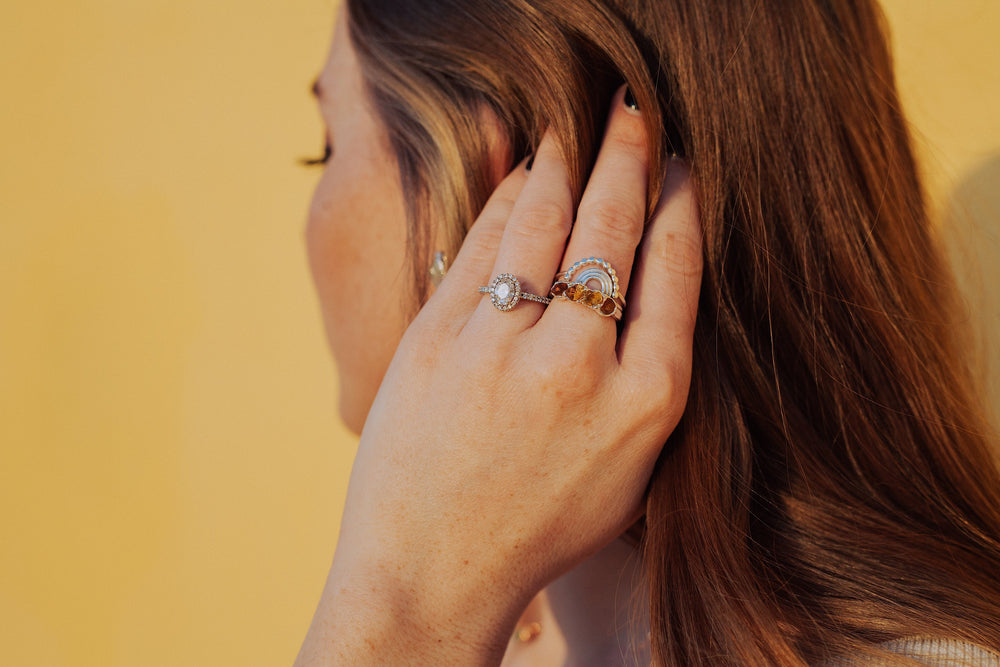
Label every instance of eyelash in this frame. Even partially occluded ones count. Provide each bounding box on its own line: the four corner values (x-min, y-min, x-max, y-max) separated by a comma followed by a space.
301, 140, 332, 167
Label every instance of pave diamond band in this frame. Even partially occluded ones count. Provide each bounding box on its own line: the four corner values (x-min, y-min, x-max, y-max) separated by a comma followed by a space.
478, 273, 552, 311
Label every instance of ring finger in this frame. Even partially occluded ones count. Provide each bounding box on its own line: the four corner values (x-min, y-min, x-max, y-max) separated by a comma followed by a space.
471, 131, 574, 328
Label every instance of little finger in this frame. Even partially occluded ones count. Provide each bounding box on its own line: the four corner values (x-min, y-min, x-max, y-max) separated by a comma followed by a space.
617, 160, 702, 398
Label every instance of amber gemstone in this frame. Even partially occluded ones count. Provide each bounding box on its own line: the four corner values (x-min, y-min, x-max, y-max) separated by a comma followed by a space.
550, 282, 567, 297
600, 297, 617, 316
583, 289, 605, 307
566, 283, 584, 301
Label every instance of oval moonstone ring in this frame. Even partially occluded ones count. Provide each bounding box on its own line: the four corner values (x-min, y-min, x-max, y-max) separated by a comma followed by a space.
478, 273, 552, 311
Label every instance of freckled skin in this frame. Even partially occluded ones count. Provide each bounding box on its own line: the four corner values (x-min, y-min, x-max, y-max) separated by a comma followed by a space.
306, 14, 413, 434
307, 12, 510, 435
300, 9, 676, 665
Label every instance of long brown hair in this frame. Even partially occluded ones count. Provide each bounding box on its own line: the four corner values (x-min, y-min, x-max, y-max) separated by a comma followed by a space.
345, 0, 1000, 663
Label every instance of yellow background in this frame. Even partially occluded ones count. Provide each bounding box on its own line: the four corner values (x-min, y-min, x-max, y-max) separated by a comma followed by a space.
1, 1, 998, 665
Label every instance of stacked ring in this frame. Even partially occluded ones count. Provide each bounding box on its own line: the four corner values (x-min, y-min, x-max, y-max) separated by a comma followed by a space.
549, 257, 625, 320
478, 273, 552, 311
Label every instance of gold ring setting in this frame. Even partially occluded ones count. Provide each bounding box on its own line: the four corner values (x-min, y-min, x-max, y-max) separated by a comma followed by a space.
549, 257, 625, 320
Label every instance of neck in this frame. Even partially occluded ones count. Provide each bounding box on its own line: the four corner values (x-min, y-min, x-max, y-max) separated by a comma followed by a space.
546, 537, 649, 666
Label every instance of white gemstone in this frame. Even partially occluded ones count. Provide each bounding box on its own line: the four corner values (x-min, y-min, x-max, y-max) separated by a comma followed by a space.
495, 282, 511, 302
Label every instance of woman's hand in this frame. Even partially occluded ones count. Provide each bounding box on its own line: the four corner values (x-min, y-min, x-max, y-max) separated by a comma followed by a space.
296, 87, 702, 665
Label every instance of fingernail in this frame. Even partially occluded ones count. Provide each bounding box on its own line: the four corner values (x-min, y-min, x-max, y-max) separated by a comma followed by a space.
525, 154, 535, 171
624, 87, 639, 112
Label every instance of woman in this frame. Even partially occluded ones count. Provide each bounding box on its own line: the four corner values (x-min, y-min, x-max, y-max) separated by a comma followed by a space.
296, 0, 1000, 664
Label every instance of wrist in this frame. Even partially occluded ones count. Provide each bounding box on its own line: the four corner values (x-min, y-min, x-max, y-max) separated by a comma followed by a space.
297, 549, 529, 665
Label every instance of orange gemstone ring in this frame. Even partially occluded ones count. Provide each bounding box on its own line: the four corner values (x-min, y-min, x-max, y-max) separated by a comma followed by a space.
478, 273, 552, 311
549, 257, 625, 320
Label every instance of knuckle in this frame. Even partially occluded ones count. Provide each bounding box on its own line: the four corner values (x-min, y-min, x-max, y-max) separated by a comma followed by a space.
578, 193, 645, 239
510, 200, 572, 239
633, 374, 684, 428
572, 356, 605, 388
461, 336, 510, 380
652, 229, 703, 280
610, 118, 649, 157
465, 220, 506, 260
400, 323, 447, 369
483, 196, 517, 225
528, 353, 604, 401
660, 363, 692, 424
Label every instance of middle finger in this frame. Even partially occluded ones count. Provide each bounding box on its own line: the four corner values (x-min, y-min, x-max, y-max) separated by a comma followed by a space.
548, 86, 649, 328
473, 131, 574, 328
